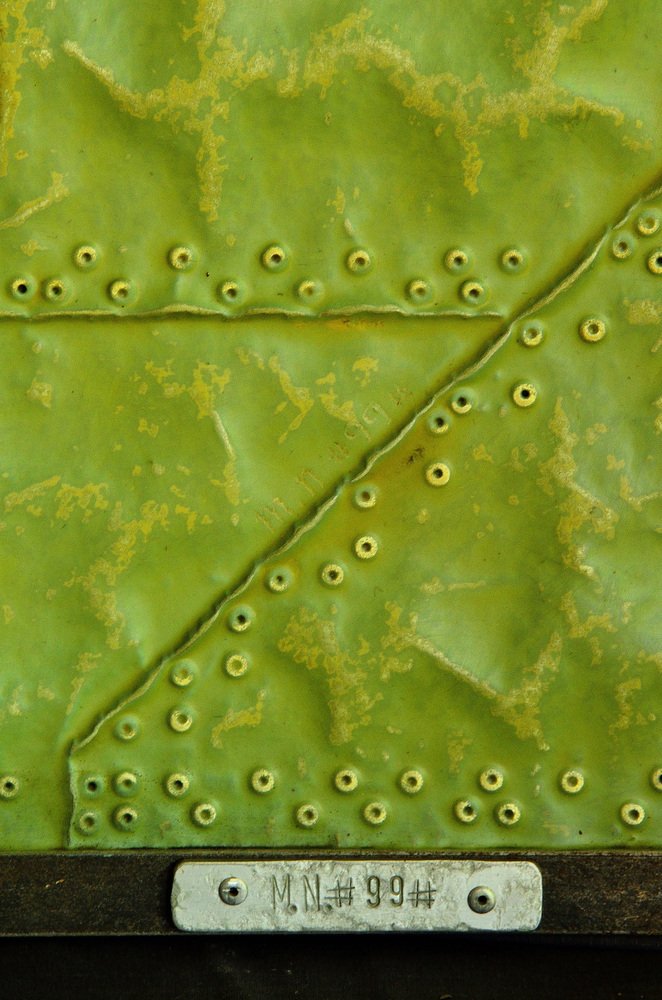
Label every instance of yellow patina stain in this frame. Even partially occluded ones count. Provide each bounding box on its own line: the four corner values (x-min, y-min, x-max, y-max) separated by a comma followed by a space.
610, 675, 642, 735
4, 475, 61, 512
585, 423, 608, 445
278, 607, 411, 745
328, 186, 346, 214
0, 0, 52, 176
268, 355, 313, 444
352, 356, 379, 388
189, 361, 231, 421
68, 500, 170, 648
55, 483, 109, 523
538, 399, 618, 577
138, 418, 159, 438
316, 373, 366, 438
211, 690, 266, 749
618, 475, 662, 511
26, 378, 53, 408
2, 605, 15, 625
559, 591, 616, 639
0, 172, 68, 229
447, 731, 472, 774
59, 0, 639, 216
383, 602, 561, 750
626, 299, 662, 325
63, 0, 274, 222
472, 443, 494, 463
20, 238, 44, 256
66, 652, 101, 716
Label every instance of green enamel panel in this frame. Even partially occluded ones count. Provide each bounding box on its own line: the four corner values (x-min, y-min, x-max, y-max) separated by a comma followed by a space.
1, 1, 661, 319
66, 191, 662, 849
0, 0, 660, 851
0, 311, 496, 847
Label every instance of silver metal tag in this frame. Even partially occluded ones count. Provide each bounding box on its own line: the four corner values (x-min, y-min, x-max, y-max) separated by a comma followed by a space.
171, 859, 542, 933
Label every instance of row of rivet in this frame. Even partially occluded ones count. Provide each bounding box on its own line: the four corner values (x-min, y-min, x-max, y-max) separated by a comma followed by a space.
75, 793, 654, 834
82, 764, 662, 801
611, 209, 662, 262
6, 241, 660, 306
6, 273, 493, 306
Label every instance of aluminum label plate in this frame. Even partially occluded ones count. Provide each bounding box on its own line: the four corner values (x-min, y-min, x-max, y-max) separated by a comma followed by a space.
171, 860, 542, 933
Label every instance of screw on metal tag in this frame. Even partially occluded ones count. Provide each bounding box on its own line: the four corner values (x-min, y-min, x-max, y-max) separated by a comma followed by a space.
219, 877, 248, 906
172, 860, 542, 933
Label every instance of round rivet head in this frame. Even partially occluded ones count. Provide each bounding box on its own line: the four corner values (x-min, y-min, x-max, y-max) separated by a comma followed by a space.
83, 775, 104, 798
219, 877, 248, 906
495, 802, 521, 826
77, 811, 99, 835
266, 568, 291, 593
637, 212, 660, 237
399, 770, 424, 794
169, 708, 194, 733
363, 801, 387, 826
321, 563, 344, 586
406, 279, 431, 303
354, 535, 378, 560
218, 280, 241, 303
620, 802, 645, 826
425, 462, 451, 486
228, 606, 254, 633
468, 886, 496, 914
519, 323, 544, 347
168, 245, 194, 270
650, 768, 662, 791
296, 804, 319, 828
109, 279, 132, 303
427, 411, 450, 434
251, 769, 275, 794
346, 248, 372, 274
479, 768, 503, 792
262, 245, 287, 271
500, 248, 525, 273
0, 776, 19, 800
579, 317, 606, 342
647, 250, 662, 275
354, 485, 377, 509
43, 278, 66, 302
114, 717, 139, 741
10, 277, 33, 300
113, 771, 139, 797
560, 769, 584, 794
170, 661, 196, 687
297, 279, 322, 301
113, 806, 139, 831
192, 802, 217, 827
224, 653, 249, 677
73, 245, 97, 269
454, 799, 478, 824
444, 248, 469, 272
611, 234, 634, 260
166, 773, 190, 798
334, 769, 358, 793
512, 383, 537, 408
460, 280, 486, 305
451, 393, 472, 415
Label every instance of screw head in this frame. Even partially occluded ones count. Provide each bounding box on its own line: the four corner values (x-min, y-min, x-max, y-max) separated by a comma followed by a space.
219, 876, 248, 906
468, 885, 496, 914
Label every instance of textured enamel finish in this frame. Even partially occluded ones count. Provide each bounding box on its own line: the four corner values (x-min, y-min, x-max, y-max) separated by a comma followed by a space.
0, 0, 660, 851
0, 312, 496, 847
1, 2, 661, 319
64, 191, 662, 850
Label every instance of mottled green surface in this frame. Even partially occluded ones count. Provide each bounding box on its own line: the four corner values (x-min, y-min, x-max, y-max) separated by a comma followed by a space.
0, 0, 660, 849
